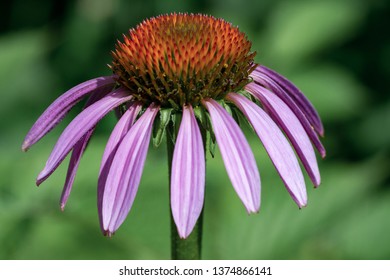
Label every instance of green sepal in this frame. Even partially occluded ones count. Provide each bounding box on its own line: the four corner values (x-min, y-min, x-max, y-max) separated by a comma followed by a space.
168, 99, 180, 110
232, 106, 254, 133
240, 89, 253, 100
152, 108, 173, 148
221, 99, 233, 116
114, 104, 127, 120
231, 105, 241, 126
203, 112, 216, 158
193, 105, 217, 158
228, 90, 256, 133
206, 131, 216, 158
169, 111, 182, 144
241, 89, 261, 106
193, 106, 209, 131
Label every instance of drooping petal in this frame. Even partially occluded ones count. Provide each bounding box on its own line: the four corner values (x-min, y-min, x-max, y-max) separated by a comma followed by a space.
203, 99, 260, 213
247, 85, 321, 187
171, 105, 205, 239
22, 76, 116, 151
99, 103, 142, 176
101, 105, 159, 235
36, 88, 132, 185
256, 65, 324, 136
60, 92, 111, 210
227, 93, 307, 207
60, 130, 93, 211
246, 79, 326, 158
97, 103, 142, 230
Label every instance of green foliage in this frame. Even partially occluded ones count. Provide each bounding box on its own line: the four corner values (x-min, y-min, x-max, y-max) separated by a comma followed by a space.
263, 0, 365, 66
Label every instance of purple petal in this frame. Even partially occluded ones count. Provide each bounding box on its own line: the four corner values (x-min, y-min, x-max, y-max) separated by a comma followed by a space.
227, 93, 307, 207
101, 105, 159, 235
97, 103, 142, 231
171, 105, 205, 239
256, 65, 324, 136
203, 99, 260, 213
246, 78, 326, 158
247, 86, 321, 187
36, 88, 132, 185
59, 92, 110, 210
60, 130, 93, 211
22, 76, 116, 151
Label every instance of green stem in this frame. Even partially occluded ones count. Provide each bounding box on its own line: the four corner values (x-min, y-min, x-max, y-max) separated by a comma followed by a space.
166, 123, 203, 260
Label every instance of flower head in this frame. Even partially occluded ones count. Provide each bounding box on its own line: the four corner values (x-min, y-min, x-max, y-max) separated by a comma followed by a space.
23, 13, 325, 239
110, 13, 256, 107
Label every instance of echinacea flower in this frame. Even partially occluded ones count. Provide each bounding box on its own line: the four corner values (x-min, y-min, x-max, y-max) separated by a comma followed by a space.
22, 13, 325, 239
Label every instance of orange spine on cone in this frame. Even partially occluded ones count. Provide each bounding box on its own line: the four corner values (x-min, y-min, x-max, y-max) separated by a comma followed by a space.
110, 13, 257, 107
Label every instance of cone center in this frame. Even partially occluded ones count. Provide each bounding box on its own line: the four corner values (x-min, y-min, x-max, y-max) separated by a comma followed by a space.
111, 13, 257, 108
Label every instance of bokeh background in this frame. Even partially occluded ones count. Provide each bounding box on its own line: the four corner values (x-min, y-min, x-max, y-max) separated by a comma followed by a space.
1, 0, 389, 259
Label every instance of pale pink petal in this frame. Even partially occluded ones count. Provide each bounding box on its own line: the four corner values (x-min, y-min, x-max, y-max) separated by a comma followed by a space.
59, 130, 93, 211
248, 85, 321, 187
22, 76, 116, 151
246, 80, 326, 158
59, 92, 113, 210
102, 105, 159, 235
203, 99, 260, 213
227, 93, 307, 207
97, 103, 142, 230
36, 88, 132, 185
171, 105, 205, 238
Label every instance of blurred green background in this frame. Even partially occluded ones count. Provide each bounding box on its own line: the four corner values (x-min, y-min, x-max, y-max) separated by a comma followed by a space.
1, 0, 389, 260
